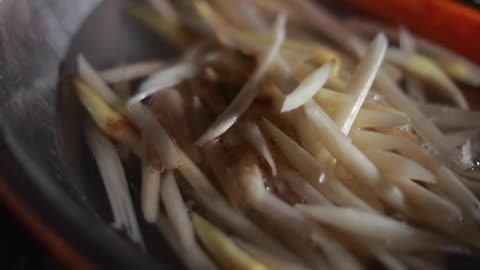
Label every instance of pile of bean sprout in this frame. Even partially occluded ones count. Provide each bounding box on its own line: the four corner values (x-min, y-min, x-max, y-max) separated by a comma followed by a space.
73, 0, 480, 269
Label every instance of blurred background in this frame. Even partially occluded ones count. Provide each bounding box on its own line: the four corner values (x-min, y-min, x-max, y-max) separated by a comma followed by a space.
460, 0, 480, 9
0, 201, 61, 270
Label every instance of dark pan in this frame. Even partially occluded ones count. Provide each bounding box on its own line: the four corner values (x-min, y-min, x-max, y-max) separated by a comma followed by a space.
1, 0, 480, 269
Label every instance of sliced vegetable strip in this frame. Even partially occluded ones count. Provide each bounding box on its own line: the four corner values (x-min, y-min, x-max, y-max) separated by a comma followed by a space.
192, 212, 268, 270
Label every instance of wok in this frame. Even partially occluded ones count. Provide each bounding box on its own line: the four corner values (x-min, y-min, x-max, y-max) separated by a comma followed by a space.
0, 0, 479, 269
